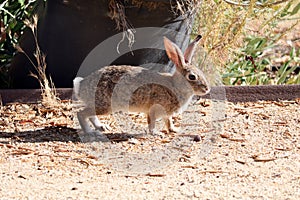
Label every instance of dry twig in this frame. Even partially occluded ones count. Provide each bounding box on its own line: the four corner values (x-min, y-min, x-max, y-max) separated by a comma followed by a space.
15, 15, 60, 108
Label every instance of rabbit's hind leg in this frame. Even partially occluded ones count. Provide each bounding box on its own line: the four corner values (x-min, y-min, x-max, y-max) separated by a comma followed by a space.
77, 108, 109, 142
77, 108, 95, 133
78, 108, 111, 133
89, 115, 111, 132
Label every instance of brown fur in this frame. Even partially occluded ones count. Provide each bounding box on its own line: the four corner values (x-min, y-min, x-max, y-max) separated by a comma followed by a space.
74, 36, 210, 134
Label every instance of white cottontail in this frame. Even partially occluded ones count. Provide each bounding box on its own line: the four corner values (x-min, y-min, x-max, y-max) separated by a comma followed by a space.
73, 35, 210, 135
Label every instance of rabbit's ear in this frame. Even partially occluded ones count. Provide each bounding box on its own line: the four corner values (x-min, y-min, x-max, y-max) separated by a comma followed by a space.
184, 35, 202, 64
164, 37, 186, 70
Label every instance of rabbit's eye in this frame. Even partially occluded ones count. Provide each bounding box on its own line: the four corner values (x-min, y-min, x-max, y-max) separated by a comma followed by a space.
187, 73, 197, 81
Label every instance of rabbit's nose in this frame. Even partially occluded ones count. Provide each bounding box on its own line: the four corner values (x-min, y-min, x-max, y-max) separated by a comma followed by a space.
203, 84, 211, 94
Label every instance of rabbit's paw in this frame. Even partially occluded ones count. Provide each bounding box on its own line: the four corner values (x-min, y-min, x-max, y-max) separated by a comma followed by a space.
95, 124, 112, 132
168, 126, 180, 133
89, 116, 112, 132
165, 117, 181, 133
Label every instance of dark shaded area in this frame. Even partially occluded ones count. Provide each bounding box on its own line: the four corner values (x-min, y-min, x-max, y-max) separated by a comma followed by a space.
0, 126, 146, 143
9, 0, 195, 89
0, 127, 80, 143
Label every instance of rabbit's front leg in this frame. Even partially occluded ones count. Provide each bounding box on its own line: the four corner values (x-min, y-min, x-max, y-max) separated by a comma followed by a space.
147, 112, 156, 134
147, 104, 165, 134
165, 116, 180, 133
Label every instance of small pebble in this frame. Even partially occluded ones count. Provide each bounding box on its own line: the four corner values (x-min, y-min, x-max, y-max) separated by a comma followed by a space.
193, 135, 201, 142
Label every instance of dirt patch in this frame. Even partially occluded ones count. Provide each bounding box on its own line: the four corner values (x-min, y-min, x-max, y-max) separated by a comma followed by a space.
0, 99, 299, 199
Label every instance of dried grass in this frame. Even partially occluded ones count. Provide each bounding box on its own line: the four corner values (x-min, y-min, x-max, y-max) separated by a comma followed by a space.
130, 0, 166, 10
108, 0, 136, 52
108, 0, 199, 51
193, 0, 300, 69
15, 15, 60, 108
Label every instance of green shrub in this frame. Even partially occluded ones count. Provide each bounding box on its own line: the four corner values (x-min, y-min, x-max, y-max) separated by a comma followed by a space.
193, 0, 300, 85
0, 0, 40, 88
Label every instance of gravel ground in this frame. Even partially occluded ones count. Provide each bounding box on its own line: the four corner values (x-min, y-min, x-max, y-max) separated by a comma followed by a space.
0, 99, 299, 199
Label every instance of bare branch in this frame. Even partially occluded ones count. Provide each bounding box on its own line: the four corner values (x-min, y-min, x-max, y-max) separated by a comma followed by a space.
223, 0, 290, 7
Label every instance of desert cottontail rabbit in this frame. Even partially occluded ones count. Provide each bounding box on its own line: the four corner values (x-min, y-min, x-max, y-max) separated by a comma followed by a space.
73, 35, 210, 135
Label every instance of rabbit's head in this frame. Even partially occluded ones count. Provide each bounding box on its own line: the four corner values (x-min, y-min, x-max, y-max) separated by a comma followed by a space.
164, 35, 210, 96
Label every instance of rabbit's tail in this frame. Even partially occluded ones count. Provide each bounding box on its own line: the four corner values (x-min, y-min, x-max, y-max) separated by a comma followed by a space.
73, 77, 84, 99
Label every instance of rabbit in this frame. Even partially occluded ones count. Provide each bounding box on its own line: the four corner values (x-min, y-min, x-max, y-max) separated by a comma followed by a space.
73, 35, 210, 135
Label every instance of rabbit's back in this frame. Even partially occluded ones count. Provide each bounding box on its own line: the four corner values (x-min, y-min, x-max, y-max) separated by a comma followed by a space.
78, 65, 189, 116
78, 65, 144, 107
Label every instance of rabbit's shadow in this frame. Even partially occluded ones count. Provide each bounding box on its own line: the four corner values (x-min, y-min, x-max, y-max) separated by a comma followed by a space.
0, 126, 145, 144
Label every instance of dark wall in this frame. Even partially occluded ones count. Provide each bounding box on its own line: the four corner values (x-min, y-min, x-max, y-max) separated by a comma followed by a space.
9, 0, 195, 88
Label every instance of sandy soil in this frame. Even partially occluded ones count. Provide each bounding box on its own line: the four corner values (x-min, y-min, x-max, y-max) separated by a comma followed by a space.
0, 99, 299, 199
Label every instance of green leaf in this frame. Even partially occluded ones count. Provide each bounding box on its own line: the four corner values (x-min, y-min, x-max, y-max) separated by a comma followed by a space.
277, 61, 289, 76
18, 0, 25, 7
290, 47, 295, 59
277, 65, 297, 84
290, 2, 300, 16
